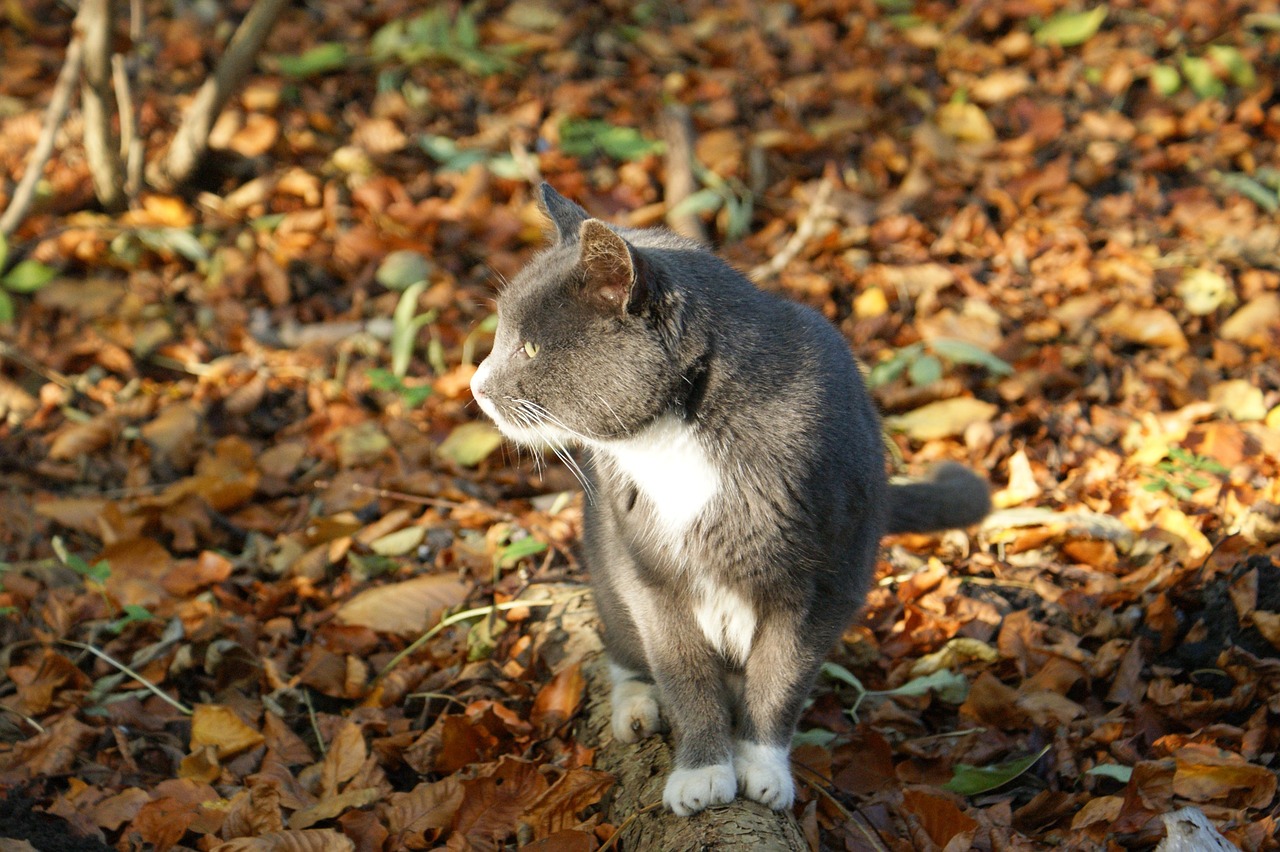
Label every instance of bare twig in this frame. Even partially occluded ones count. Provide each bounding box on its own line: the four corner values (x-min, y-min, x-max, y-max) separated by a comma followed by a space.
157, 0, 290, 188
80, 0, 125, 210
749, 169, 837, 283
0, 20, 85, 236
598, 801, 664, 852
661, 103, 706, 242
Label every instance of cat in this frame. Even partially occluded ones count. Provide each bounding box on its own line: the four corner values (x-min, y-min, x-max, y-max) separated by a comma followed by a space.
469, 184, 990, 816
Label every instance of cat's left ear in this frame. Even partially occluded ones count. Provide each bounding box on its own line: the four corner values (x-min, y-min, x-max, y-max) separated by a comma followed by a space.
538, 183, 589, 244
579, 220, 649, 313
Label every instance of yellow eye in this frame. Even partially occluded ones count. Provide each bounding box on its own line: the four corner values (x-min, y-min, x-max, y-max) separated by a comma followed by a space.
522, 341, 539, 359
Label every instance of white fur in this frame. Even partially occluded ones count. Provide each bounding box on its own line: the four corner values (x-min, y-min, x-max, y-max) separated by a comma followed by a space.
664, 763, 736, 816
609, 663, 663, 743
734, 741, 794, 810
594, 414, 720, 545
692, 579, 756, 665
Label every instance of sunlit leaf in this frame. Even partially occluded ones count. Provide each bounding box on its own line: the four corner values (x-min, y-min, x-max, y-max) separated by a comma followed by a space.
334, 573, 469, 636
2, 259, 57, 293
377, 250, 433, 290
437, 421, 504, 467
1180, 55, 1226, 99
1034, 7, 1106, 47
1149, 64, 1181, 96
908, 353, 943, 386
277, 42, 350, 78
928, 338, 1014, 375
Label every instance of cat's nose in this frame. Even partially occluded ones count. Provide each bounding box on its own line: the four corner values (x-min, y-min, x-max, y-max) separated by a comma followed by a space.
470, 362, 489, 400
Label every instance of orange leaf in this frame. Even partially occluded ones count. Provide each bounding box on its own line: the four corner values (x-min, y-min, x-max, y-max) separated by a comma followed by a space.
190, 704, 264, 759
901, 788, 979, 848
48, 414, 120, 460
1172, 745, 1277, 809
531, 662, 585, 736
382, 777, 463, 839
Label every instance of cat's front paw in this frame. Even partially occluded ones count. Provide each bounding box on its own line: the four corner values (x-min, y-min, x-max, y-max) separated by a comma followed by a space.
734, 742, 794, 810
610, 679, 663, 744
664, 763, 736, 816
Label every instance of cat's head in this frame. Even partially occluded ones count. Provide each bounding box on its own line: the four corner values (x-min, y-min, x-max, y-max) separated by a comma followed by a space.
469, 184, 685, 450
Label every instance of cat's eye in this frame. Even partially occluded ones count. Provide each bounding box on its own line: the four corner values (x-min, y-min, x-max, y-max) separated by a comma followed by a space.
522, 341, 539, 359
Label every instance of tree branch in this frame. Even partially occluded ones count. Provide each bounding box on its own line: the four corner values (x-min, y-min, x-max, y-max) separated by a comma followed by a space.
0, 17, 85, 236
156, 0, 289, 189
661, 103, 707, 243
80, 0, 125, 210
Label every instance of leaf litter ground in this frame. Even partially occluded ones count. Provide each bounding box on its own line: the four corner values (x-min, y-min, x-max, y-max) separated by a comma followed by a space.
1, 0, 1279, 849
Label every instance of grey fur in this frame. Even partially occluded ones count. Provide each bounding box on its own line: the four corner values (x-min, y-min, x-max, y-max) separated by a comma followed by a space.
470, 184, 989, 815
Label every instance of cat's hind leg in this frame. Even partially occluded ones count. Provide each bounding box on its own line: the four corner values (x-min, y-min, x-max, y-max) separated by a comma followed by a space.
608, 662, 664, 743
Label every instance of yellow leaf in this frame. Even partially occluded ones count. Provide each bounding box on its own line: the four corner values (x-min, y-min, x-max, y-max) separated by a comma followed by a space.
437, 421, 504, 467
885, 397, 997, 442
190, 705, 265, 759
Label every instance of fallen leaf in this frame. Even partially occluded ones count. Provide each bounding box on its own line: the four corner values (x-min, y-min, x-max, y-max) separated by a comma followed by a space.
437, 421, 504, 467
191, 705, 265, 759
531, 662, 585, 735
886, 397, 998, 441
1098, 306, 1189, 351
334, 573, 469, 636
211, 829, 355, 852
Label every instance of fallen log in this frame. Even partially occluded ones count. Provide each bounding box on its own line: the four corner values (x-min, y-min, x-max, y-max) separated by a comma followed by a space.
539, 587, 807, 851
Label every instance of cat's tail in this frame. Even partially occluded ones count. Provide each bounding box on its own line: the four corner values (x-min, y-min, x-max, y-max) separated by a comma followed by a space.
886, 462, 990, 535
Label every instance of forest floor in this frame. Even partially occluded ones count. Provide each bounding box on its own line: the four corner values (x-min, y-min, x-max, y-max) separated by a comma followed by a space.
1, 0, 1279, 849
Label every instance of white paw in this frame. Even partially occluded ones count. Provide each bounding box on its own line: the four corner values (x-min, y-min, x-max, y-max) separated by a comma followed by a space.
664, 763, 736, 816
734, 742, 794, 810
610, 679, 663, 744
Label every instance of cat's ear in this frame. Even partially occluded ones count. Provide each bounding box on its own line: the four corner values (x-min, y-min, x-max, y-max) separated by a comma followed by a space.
579, 219, 647, 312
538, 183, 589, 244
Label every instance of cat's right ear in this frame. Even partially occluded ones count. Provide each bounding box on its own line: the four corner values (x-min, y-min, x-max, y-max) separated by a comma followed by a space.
538, 183, 589, 244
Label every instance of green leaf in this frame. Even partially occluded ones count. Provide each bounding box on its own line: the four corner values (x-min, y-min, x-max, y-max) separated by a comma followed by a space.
1034, 7, 1106, 47
559, 118, 664, 161
944, 745, 1051, 795
277, 43, 349, 78
135, 228, 209, 263
669, 188, 725, 219
0, 233, 8, 270
792, 728, 839, 748
1086, 764, 1133, 783
908, 353, 943, 386
107, 604, 153, 634
437, 421, 504, 467
67, 555, 112, 584
928, 338, 1014, 375
821, 662, 866, 691
1215, 172, 1280, 213
0, 290, 14, 325
498, 535, 547, 569
377, 250, 433, 290
1180, 55, 1226, 99
2, 259, 57, 293
871, 669, 969, 704
1207, 45, 1256, 88
1149, 64, 1181, 96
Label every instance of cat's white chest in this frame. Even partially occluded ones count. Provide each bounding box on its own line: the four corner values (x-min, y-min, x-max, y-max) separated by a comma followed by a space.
595, 414, 720, 544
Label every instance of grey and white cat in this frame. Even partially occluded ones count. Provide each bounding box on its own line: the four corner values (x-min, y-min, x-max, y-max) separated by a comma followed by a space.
470, 184, 989, 816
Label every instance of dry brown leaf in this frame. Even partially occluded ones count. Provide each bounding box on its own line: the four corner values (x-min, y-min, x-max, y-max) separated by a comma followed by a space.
221, 783, 285, 839
191, 704, 265, 759
901, 789, 979, 848
522, 768, 614, 839
288, 787, 381, 830
334, 573, 469, 636
1219, 292, 1280, 343
0, 714, 97, 778
1172, 745, 1277, 809
530, 662, 585, 736
212, 829, 355, 852
318, 721, 367, 797
382, 777, 464, 840
48, 414, 120, 461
